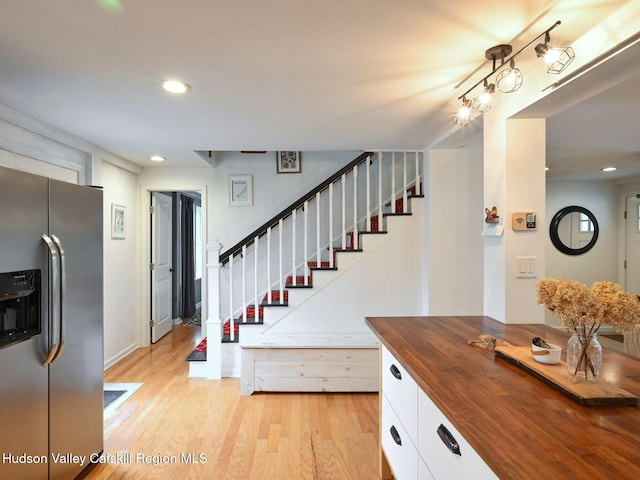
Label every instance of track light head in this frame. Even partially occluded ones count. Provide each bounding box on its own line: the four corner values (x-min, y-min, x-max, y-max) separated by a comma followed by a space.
535, 42, 550, 57
471, 81, 495, 113
496, 59, 523, 93
534, 31, 575, 73
545, 46, 575, 74
535, 32, 551, 58
452, 97, 472, 125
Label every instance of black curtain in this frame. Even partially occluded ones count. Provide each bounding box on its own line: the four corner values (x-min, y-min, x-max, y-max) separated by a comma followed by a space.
180, 195, 196, 319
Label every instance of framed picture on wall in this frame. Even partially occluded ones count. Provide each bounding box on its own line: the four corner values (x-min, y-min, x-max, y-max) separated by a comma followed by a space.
111, 203, 126, 239
276, 151, 302, 173
229, 174, 253, 206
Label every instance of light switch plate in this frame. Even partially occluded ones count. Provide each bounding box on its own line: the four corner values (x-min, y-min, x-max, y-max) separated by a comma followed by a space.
516, 256, 537, 278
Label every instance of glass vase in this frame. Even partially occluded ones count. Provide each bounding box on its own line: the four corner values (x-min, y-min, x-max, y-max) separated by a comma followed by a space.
566, 332, 602, 381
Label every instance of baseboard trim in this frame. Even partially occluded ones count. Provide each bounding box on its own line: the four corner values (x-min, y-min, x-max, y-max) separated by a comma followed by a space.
104, 342, 141, 370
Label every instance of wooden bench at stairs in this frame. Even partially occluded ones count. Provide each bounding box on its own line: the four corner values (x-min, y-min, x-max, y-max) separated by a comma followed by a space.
239, 333, 379, 395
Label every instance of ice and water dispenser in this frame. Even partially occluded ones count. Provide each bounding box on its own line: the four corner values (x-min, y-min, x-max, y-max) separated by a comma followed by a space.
0, 270, 41, 349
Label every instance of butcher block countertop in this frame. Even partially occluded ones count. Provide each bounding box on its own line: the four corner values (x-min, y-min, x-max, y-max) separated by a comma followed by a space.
365, 316, 640, 480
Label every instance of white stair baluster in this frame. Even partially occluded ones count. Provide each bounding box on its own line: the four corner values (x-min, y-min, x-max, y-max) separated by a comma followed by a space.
353, 164, 358, 250
366, 155, 371, 231
341, 174, 346, 249
329, 183, 334, 268
254, 235, 259, 323
304, 200, 309, 286
378, 152, 383, 232
242, 245, 247, 323
316, 192, 321, 267
267, 227, 272, 305
229, 255, 235, 341
391, 152, 396, 214
403, 151, 408, 213
278, 218, 284, 304
415, 151, 421, 195
292, 208, 297, 286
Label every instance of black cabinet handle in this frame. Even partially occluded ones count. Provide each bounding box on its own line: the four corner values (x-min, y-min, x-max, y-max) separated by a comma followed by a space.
389, 364, 402, 380
389, 425, 402, 446
437, 424, 461, 456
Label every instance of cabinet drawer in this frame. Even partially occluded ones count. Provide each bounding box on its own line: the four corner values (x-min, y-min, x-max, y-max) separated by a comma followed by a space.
381, 345, 418, 442
382, 394, 418, 480
418, 389, 498, 480
419, 456, 436, 480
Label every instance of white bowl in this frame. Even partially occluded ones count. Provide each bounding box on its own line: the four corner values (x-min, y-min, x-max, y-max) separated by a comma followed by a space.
531, 342, 562, 365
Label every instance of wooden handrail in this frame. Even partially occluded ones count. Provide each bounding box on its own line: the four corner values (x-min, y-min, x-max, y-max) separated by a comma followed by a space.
220, 151, 374, 265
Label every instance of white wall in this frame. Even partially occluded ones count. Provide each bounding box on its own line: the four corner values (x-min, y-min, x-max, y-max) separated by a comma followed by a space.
209, 151, 361, 249
424, 146, 484, 315
102, 160, 141, 368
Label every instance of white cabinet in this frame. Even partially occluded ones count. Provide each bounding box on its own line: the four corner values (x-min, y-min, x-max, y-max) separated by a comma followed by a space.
418, 389, 498, 480
380, 345, 496, 480
381, 345, 433, 479
381, 395, 420, 480
381, 345, 418, 442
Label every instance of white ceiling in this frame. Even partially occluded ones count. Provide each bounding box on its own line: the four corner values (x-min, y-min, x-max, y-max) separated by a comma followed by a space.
0, 0, 637, 175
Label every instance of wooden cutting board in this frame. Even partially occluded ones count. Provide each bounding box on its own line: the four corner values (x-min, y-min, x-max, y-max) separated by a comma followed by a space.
494, 345, 639, 406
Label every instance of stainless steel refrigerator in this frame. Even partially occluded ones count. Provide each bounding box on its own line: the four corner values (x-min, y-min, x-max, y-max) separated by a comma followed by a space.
0, 166, 103, 479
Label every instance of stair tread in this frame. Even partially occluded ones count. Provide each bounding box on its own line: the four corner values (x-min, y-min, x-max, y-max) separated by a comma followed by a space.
236, 319, 264, 325
222, 334, 239, 344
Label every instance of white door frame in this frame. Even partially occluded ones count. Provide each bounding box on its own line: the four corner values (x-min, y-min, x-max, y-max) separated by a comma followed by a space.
617, 180, 640, 288
139, 183, 208, 347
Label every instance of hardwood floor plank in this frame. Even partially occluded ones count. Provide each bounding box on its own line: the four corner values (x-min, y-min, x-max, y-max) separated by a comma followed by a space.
80, 325, 379, 480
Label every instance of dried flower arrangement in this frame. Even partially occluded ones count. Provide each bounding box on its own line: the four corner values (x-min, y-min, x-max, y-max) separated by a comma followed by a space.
536, 278, 640, 379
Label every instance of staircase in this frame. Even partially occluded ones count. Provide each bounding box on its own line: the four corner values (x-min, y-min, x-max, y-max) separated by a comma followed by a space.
190, 150, 424, 379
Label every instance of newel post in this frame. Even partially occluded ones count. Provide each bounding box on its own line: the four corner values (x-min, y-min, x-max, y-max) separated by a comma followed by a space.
205, 240, 223, 379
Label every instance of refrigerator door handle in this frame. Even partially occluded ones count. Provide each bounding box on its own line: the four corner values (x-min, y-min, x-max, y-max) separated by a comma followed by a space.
42, 234, 61, 367
50, 234, 66, 363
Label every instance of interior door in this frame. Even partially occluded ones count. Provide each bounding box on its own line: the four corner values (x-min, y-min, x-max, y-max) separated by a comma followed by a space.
151, 192, 173, 343
625, 195, 640, 295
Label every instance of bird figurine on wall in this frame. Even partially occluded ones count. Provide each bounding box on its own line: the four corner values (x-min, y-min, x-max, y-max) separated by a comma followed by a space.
485, 206, 499, 223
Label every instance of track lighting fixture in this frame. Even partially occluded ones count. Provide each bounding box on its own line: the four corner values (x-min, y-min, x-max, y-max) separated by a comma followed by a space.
453, 20, 574, 125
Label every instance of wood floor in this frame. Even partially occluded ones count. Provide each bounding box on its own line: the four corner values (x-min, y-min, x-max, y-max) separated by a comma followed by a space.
80, 325, 381, 480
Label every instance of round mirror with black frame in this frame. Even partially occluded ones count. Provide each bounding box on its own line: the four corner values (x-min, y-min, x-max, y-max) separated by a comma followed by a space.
549, 205, 599, 255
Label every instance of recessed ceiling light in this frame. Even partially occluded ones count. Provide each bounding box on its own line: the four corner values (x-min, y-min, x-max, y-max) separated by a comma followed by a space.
601, 167, 617, 172
150, 155, 166, 162
162, 80, 191, 94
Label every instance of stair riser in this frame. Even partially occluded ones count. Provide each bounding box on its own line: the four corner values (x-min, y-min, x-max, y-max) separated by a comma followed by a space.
307, 268, 338, 290
385, 213, 412, 231
359, 233, 388, 252
262, 306, 291, 325
337, 251, 365, 271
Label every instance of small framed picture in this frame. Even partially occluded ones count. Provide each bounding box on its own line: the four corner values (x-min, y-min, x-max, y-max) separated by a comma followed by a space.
229, 174, 253, 206
276, 151, 302, 173
111, 203, 126, 239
